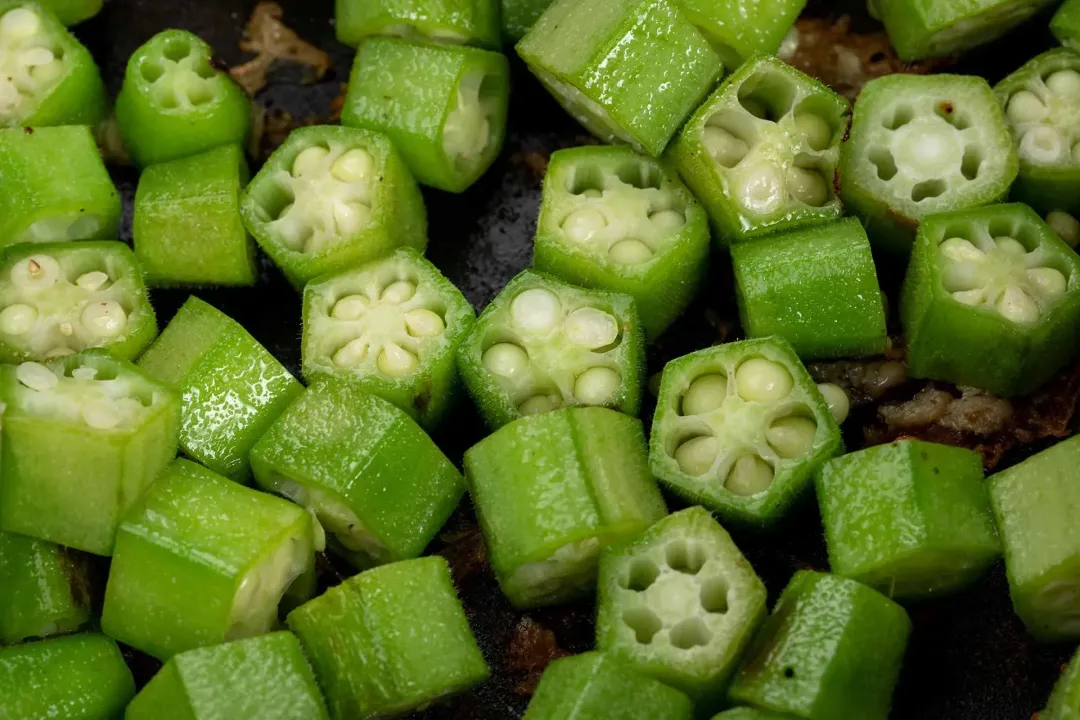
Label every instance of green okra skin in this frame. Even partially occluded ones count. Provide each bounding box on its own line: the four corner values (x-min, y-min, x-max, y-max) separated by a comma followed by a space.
464, 406, 667, 608
649, 338, 842, 529
596, 507, 768, 713
840, 73, 1018, 255
1042, 645, 1080, 720
532, 145, 711, 338
38, 0, 101, 25
342, 37, 509, 194
516, 0, 723, 158
676, 0, 806, 69
134, 144, 256, 287
302, 248, 476, 429
1053, 0, 1080, 52
711, 710, 794, 720
335, 0, 501, 49
901, 203, 1080, 397
667, 55, 849, 246
728, 571, 912, 720
0, 352, 180, 556
816, 440, 1001, 600
457, 269, 645, 429
286, 556, 489, 720
731, 218, 887, 360
0, 530, 92, 644
0, 634, 135, 720
501, 0, 551, 41
523, 652, 694, 720
241, 125, 427, 288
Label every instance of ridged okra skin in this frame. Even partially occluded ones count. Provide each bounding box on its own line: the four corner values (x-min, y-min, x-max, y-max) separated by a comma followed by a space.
650, 338, 842, 529
1042, 645, 1080, 720
125, 632, 330, 720
668, 55, 849, 246
532, 145, 710, 338
241, 125, 427, 288
676, 0, 806, 71
501, 0, 551, 41
516, 0, 723, 158
464, 406, 667, 608
286, 556, 489, 720
840, 74, 1018, 255
335, 0, 501, 50
1053, 0, 1080, 52
39, 0, 100, 25
901, 203, 1080, 397
0, 530, 92, 644
596, 507, 768, 713
728, 571, 912, 720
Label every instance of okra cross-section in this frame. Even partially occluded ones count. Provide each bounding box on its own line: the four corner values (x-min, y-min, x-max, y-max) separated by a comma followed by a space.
0, 352, 180, 556
532, 145, 711, 338
464, 407, 667, 608
457, 270, 644, 429
1041, 645, 1080, 720
901, 203, 1080, 396
0, 530, 92, 644
335, 0, 501, 49
596, 507, 768, 713
650, 338, 842, 529
840, 73, 1018, 254
0, 241, 157, 364
302, 248, 476, 429
241, 125, 427, 288
516, 0, 722, 157
677, 0, 805, 69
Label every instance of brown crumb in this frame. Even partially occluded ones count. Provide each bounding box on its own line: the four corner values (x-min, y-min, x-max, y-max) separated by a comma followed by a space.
437, 526, 492, 586
506, 617, 570, 696
231, 1, 331, 96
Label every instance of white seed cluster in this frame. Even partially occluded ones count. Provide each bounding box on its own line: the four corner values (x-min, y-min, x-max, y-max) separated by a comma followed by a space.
1006, 69, 1080, 166
229, 535, 307, 640
14, 360, 151, 430
0, 7, 65, 122
276, 479, 389, 565
511, 537, 602, 600
443, 71, 492, 163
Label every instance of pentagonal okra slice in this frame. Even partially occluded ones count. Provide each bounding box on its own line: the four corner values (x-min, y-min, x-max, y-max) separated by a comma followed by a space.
457, 270, 644, 429
302, 248, 475, 429
677, 0, 805, 69
667, 54, 849, 245
596, 507, 768, 713
533, 145, 711, 338
0, 530, 92, 644
840, 73, 1018, 254
516, 0, 722, 157
1041, 645, 1080, 720
901, 203, 1080, 396
241, 125, 427, 288
649, 338, 841, 529
335, 0, 500, 49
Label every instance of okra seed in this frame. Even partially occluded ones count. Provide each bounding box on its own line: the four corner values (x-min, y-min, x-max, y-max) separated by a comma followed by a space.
81, 400, 122, 430
573, 366, 621, 405
0, 8, 41, 38
15, 362, 56, 392
81, 301, 128, 337
609, 239, 654, 265
994, 236, 1027, 255
332, 338, 368, 367
0, 304, 37, 335
18, 47, 53, 68
681, 374, 728, 416
674, 436, 718, 476
404, 309, 445, 337
12, 255, 60, 290
44, 347, 74, 358
561, 209, 607, 243
563, 307, 618, 349
996, 286, 1040, 324
71, 366, 98, 381
1046, 69, 1080, 99
59, 322, 73, 336
330, 149, 376, 184
1047, 211, 1080, 247
724, 455, 774, 496
817, 383, 850, 424
481, 343, 529, 378
31, 60, 63, 85
511, 288, 562, 335
381, 280, 416, 304
735, 164, 784, 215
75, 271, 109, 292
332, 201, 372, 235
787, 166, 828, 207
735, 358, 793, 403
940, 237, 985, 262
649, 209, 685, 234
519, 394, 557, 415
702, 126, 749, 168
330, 294, 368, 320
794, 113, 832, 151
377, 343, 419, 377
1007, 90, 1046, 124
1027, 267, 1068, 297
951, 288, 987, 306
765, 416, 818, 459
1020, 126, 1065, 164
291, 146, 329, 178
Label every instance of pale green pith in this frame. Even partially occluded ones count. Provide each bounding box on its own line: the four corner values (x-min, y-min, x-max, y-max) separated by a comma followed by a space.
12, 360, 155, 431
442, 70, 494, 164
228, 534, 309, 639
0, 7, 65, 124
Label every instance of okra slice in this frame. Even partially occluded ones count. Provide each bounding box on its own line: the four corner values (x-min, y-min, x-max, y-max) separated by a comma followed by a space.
501, 0, 551, 41
523, 652, 694, 720
596, 507, 768, 712
677, 0, 806, 69
457, 270, 645, 429
334, 0, 500, 49
0, 125, 119, 247
115, 29, 250, 167
1053, 0, 1080, 52
0, 530, 91, 644
532, 145, 711, 338
38, 0, 100, 25
0, 352, 180, 555
516, 0, 722, 157
649, 338, 842, 529
241, 125, 427, 288
342, 37, 509, 193
464, 406, 667, 608
286, 556, 489, 719
901, 203, 1080, 396
667, 55, 849, 245
1042, 645, 1080, 720
840, 73, 1018, 254
0, 241, 157, 364
728, 571, 912, 720
302, 248, 475, 429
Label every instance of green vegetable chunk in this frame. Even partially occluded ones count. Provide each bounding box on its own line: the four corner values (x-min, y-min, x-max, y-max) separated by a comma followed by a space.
0, 530, 91, 644
676, 0, 806, 70
1053, 0, 1080, 52
711, 710, 794, 720
464, 406, 667, 608
38, 0, 101, 25
1041, 645, 1080, 720
501, 0, 551, 40
335, 0, 500, 49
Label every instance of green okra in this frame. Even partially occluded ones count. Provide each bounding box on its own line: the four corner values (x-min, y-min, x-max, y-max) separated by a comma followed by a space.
728, 571, 912, 720
532, 145, 711, 338
516, 0, 723, 157
711, 711, 794, 720
286, 556, 489, 720
335, 0, 500, 49
676, 0, 806, 70
1053, 0, 1080, 52
38, 0, 101, 25
901, 203, 1080, 397
241, 125, 427, 288
464, 406, 667, 608
0, 352, 180, 556
501, 0, 551, 41
649, 338, 842, 529
1041, 645, 1080, 720
302, 248, 475, 429
668, 54, 849, 245
0, 530, 92, 644
596, 507, 768, 713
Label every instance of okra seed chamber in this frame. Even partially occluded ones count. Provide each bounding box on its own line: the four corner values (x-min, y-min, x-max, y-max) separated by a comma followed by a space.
0, 7, 63, 122
1004, 68, 1080, 166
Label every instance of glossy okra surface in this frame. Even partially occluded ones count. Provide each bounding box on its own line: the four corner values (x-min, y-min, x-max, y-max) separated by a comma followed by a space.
0, 530, 92, 644
676, 0, 805, 69
335, 0, 501, 49
501, 0, 551, 41
1041, 645, 1080, 720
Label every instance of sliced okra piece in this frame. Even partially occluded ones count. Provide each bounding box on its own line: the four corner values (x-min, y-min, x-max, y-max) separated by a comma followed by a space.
334, 0, 500, 49
457, 270, 645, 429
0, 530, 92, 644
901, 203, 1080, 396
501, 0, 552, 41
596, 507, 768, 712
667, 55, 849, 245
649, 338, 842, 529
286, 556, 489, 719
533, 145, 711, 338
1042, 645, 1080, 720
840, 73, 1018, 254
241, 125, 427, 288
0, 352, 180, 555
516, 0, 722, 157
728, 571, 912, 720
302, 248, 475, 429
342, 37, 509, 193
676, 0, 806, 69
1053, 0, 1080, 52
37, 0, 101, 25
711, 711, 794, 720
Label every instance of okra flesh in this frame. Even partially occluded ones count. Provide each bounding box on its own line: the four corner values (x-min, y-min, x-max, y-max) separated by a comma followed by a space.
1042, 645, 1080, 720
334, 0, 501, 49
676, 0, 806, 69
0, 530, 91, 644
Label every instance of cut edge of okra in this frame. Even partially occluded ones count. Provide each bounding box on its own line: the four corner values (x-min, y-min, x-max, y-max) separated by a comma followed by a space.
0, 5, 73, 123
1000, 53, 1080, 169
226, 526, 314, 642
441, 60, 504, 174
